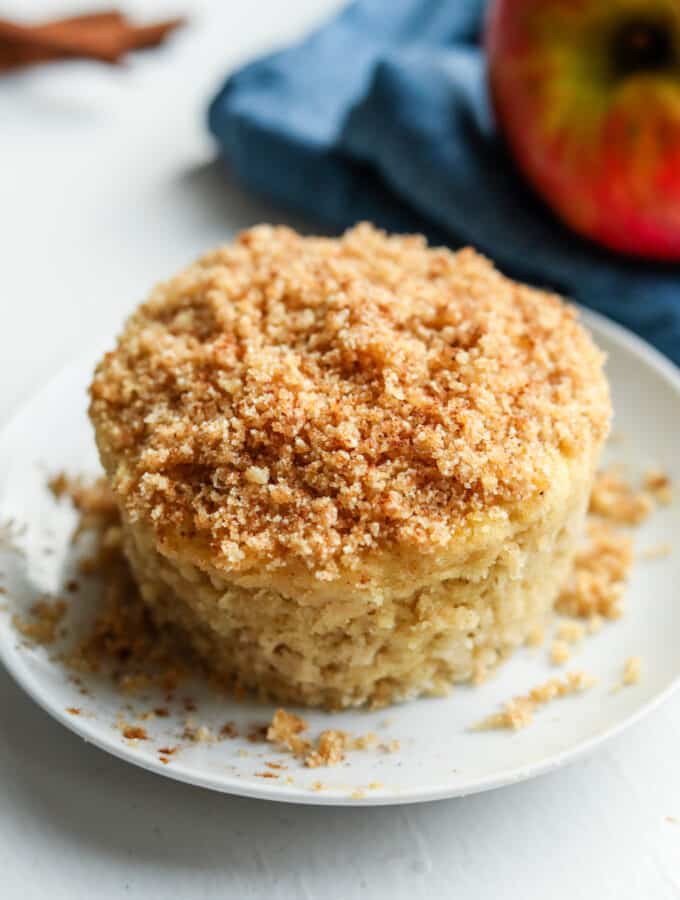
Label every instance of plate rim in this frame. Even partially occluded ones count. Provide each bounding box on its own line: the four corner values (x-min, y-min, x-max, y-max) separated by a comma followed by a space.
1, 308, 679, 806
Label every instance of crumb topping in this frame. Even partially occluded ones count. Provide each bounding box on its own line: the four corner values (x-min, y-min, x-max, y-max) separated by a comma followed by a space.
90, 223, 609, 577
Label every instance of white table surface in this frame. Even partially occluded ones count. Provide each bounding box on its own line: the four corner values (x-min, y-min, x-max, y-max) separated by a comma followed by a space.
2, 2, 680, 897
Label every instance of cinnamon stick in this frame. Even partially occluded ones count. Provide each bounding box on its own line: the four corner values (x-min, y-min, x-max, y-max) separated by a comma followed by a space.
0, 10, 185, 72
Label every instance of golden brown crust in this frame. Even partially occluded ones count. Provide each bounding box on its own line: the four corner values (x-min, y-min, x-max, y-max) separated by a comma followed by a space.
90, 223, 610, 579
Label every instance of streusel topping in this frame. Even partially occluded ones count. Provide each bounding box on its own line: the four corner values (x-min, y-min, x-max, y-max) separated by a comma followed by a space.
90, 224, 610, 577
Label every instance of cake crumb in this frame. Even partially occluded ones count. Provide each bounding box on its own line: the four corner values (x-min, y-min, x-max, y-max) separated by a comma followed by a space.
66, 706, 81, 715
256, 771, 278, 779
473, 671, 596, 731
550, 640, 570, 666
305, 730, 347, 768
556, 519, 632, 620
220, 721, 238, 739
183, 723, 216, 744
13, 599, 67, 645
47, 472, 69, 498
247, 724, 268, 744
639, 542, 672, 561
368, 782, 384, 790
264, 709, 396, 767
556, 620, 585, 644
266, 709, 311, 756
350, 732, 379, 750
351, 788, 366, 800
525, 623, 545, 648
122, 726, 148, 741
589, 466, 654, 525
644, 468, 672, 506
622, 656, 642, 686
588, 615, 604, 635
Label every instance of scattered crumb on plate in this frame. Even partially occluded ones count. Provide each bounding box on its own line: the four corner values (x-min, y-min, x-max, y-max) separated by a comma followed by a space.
639, 542, 672, 561
122, 726, 148, 741
589, 465, 654, 525
550, 640, 570, 666
12, 599, 67, 645
643, 468, 672, 506
472, 671, 597, 732
555, 519, 632, 620
622, 656, 642, 686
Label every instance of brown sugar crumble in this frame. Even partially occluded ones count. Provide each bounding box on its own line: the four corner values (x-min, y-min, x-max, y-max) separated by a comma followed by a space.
473, 671, 597, 731
90, 223, 609, 581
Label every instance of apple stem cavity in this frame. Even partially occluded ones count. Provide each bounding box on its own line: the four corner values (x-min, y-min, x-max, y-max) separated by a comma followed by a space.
612, 18, 676, 78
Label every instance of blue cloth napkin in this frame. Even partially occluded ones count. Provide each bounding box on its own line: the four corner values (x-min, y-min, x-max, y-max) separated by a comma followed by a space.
208, 0, 680, 364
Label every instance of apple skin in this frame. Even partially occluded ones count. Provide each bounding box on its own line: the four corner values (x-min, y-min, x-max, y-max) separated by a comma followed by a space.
486, 0, 680, 260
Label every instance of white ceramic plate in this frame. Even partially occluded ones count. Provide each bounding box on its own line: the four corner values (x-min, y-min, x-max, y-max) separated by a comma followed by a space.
1, 311, 679, 806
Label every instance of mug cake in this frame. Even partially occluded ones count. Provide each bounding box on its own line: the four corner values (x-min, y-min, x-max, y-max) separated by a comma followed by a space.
89, 224, 611, 708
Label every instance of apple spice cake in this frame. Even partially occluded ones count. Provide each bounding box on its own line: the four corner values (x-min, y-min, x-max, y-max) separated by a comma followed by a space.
89, 223, 611, 708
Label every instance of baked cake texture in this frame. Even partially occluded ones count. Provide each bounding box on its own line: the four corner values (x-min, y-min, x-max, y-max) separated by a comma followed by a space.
89, 223, 611, 708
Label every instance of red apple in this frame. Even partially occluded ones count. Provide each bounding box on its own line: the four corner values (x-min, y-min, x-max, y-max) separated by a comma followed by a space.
486, 0, 680, 260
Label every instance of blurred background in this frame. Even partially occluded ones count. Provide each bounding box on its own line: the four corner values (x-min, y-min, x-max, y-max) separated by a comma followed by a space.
1, 0, 342, 425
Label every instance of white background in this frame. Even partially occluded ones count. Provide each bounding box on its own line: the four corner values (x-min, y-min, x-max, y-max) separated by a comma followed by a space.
2, 2, 680, 897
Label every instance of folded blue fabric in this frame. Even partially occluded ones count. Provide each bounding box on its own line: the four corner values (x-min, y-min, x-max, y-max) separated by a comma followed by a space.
208, 0, 680, 364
